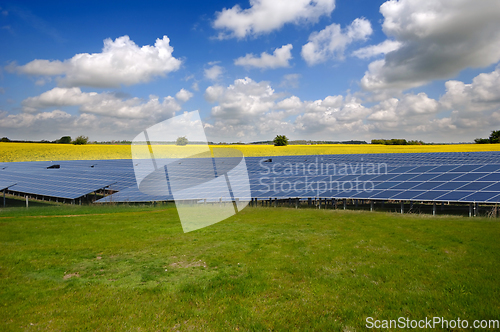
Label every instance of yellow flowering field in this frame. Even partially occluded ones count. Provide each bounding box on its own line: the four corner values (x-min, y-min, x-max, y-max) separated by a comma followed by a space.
1, 142, 500, 162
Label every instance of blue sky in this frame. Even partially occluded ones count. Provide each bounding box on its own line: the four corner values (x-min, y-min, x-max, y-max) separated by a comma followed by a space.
1, 0, 500, 143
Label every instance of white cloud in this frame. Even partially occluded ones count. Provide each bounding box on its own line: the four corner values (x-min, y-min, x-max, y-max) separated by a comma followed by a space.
204, 65, 223, 81
301, 18, 372, 65
0, 110, 71, 129
368, 93, 440, 122
352, 39, 401, 59
21, 87, 180, 119
0, 109, 172, 141
15, 35, 182, 88
279, 73, 301, 88
440, 66, 500, 112
175, 88, 193, 102
234, 44, 293, 69
206, 77, 278, 121
361, 0, 500, 91
213, 0, 335, 39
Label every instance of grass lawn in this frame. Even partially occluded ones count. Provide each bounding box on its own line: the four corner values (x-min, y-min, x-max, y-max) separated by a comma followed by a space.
1, 204, 499, 330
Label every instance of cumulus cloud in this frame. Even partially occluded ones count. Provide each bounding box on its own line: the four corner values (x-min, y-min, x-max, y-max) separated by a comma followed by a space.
213, 0, 335, 39
234, 44, 293, 69
301, 18, 372, 65
361, 0, 500, 91
205, 77, 278, 121
368, 93, 440, 122
175, 88, 193, 102
0, 109, 172, 141
352, 39, 401, 59
14, 35, 182, 88
279, 73, 301, 89
204, 65, 223, 81
440, 66, 500, 112
21, 87, 181, 119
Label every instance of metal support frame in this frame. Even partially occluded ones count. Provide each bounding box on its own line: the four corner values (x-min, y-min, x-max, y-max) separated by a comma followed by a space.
370, 200, 374, 212
3, 189, 5, 208
400, 201, 404, 214
343, 199, 346, 210
432, 202, 436, 216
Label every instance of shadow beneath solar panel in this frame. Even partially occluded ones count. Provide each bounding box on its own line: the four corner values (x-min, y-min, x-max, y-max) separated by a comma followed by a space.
2, 195, 61, 208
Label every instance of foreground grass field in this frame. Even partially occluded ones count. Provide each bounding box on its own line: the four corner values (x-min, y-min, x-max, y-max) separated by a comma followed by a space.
1, 204, 499, 330
1, 142, 500, 162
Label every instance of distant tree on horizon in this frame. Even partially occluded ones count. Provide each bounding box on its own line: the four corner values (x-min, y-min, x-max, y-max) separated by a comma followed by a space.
176, 136, 188, 146
57, 136, 72, 144
72, 135, 89, 145
475, 130, 500, 144
273, 135, 289, 146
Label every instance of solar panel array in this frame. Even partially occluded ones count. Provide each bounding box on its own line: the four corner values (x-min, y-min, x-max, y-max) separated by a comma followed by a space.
1, 151, 499, 203
0, 160, 134, 200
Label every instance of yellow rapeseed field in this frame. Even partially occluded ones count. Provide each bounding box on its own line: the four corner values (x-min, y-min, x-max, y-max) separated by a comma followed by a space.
1, 142, 500, 162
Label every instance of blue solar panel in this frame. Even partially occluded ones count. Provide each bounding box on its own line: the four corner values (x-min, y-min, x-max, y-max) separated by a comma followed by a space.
414, 191, 449, 200
458, 182, 495, 191
430, 173, 463, 181
483, 182, 500, 191
471, 165, 500, 173
391, 190, 426, 200
453, 173, 488, 181
436, 191, 474, 201
430, 165, 459, 172
434, 182, 468, 190
0, 181, 16, 191
373, 182, 399, 189
1, 151, 500, 204
389, 174, 419, 181
462, 192, 500, 202
450, 165, 481, 172
411, 182, 446, 190
407, 173, 439, 181
391, 182, 418, 190
478, 173, 500, 181
371, 190, 403, 199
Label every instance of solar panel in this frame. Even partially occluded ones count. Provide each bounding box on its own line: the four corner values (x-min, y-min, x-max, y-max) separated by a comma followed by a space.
1, 151, 500, 204
436, 191, 475, 201
411, 182, 446, 190
434, 182, 468, 190
391, 182, 418, 190
462, 192, 500, 202
413, 191, 449, 200
0, 181, 16, 191
391, 190, 426, 200
477, 173, 500, 181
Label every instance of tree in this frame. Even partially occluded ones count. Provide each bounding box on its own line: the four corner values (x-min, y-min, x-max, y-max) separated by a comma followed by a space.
474, 138, 490, 144
0, 137, 10, 142
176, 136, 188, 146
273, 135, 289, 146
57, 136, 72, 144
489, 130, 500, 143
72, 135, 89, 145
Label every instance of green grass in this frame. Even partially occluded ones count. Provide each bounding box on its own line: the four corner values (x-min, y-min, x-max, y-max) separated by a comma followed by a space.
1, 204, 499, 331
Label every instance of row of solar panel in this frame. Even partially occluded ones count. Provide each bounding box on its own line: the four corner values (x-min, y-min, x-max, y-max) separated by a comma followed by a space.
2, 151, 500, 202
